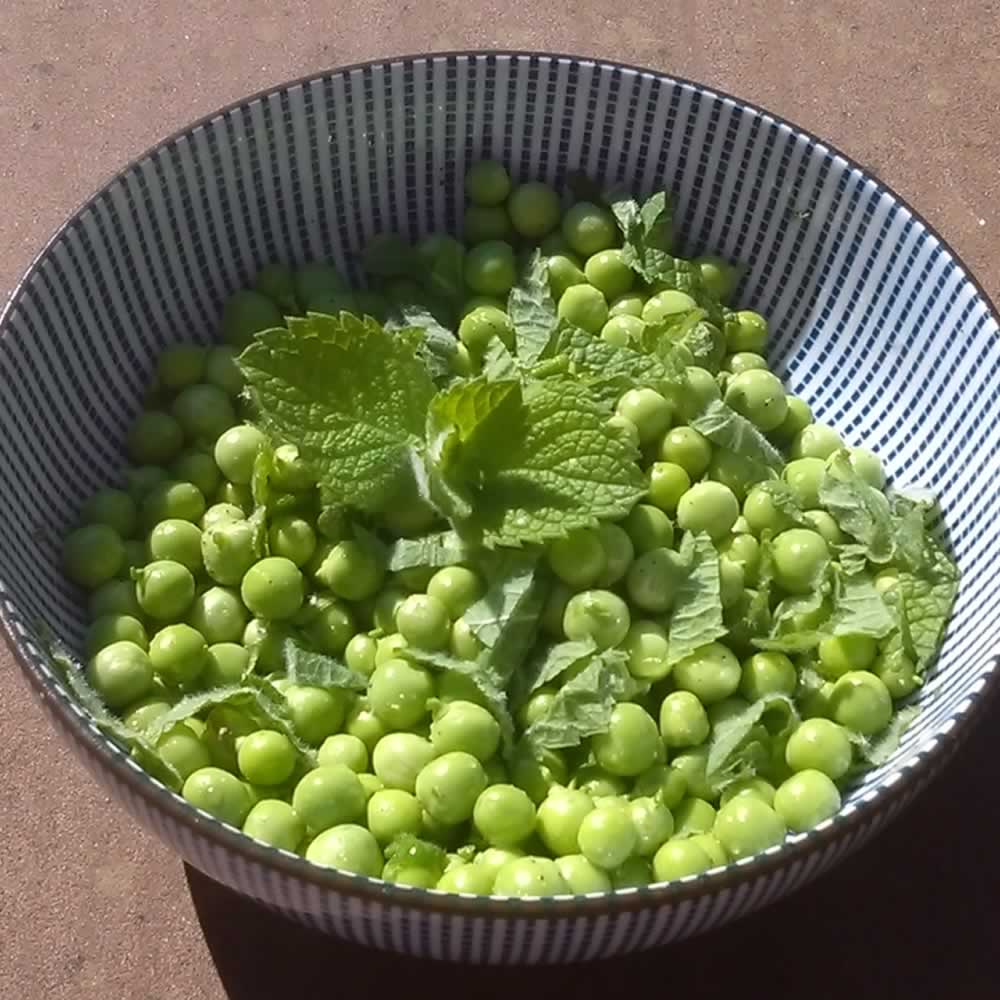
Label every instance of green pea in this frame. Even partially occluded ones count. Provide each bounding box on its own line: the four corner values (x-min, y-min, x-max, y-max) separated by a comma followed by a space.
465, 160, 511, 206
508, 181, 561, 238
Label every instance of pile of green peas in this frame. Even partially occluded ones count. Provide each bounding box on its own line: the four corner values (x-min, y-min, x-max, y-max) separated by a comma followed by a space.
59, 158, 908, 895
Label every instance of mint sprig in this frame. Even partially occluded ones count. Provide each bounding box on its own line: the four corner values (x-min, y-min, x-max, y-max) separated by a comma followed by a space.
507, 251, 559, 367
608, 189, 677, 284
689, 398, 785, 478
548, 322, 686, 409
459, 378, 646, 545
241, 313, 645, 548
521, 649, 636, 753
239, 313, 435, 513
667, 533, 729, 665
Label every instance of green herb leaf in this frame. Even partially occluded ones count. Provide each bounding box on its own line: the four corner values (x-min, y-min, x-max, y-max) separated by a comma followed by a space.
609, 190, 677, 284
889, 493, 932, 572
39, 633, 183, 790
837, 543, 871, 576
239, 312, 436, 514
457, 378, 647, 546
382, 833, 448, 884
641, 310, 724, 372
689, 399, 785, 477
250, 441, 275, 510
724, 586, 772, 651
426, 377, 526, 482
146, 685, 259, 743
384, 305, 459, 383
463, 551, 547, 680
753, 632, 827, 653
647, 255, 702, 295
830, 569, 895, 639
893, 538, 959, 671
507, 251, 558, 367
548, 322, 686, 408
481, 337, 519, 381
667, 533, 727, 665
143, 674, 316, 762
386, 530, 473, 571
706, 693, 798, 785
521, 650, 634, 752
240, 674, 319, 760
513, 638, 598, 707
819, 451, 895, 562
282, 637, 369, 691
755, 480, 812, 527
852, 704, 920, 771
771, 578, 831, 634
399, 646, 515, 749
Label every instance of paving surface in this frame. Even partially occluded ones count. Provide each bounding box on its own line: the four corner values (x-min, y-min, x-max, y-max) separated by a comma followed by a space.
2, 3, 999, 998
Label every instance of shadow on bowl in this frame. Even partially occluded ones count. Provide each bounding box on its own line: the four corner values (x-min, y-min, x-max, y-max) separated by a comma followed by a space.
185, 697, 997, 985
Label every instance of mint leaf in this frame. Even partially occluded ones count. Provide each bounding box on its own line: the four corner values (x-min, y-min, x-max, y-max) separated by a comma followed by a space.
819, 451, 895, 563
754, 480, 812, 528
753, 632, 826, 654
399, 646, 515, 749
481, 337, 519, 381
463, 551, 547, 680
507, 251, 558, 367
837, 543, 871, 576
609, 190, 677, 284
513, 638, 598, 707
830, 570, 895, 639
521, 650, 634, 752
756, 578, 833, 653
458, 378, 647, 546
852, 704, 920, 771
890, 493, 932, 572
382, 834, 448, 884
724, 586, 772, 651
146, 674, 317, 762
146, 684, 259, 743
646, 255, 701, 295
239, 313, 436, 514
282, 637, 368, 691
667, 533, 727, 665
893, 538, 959, 671
641, 310, 724, 372
690, 399, 784, 478
384, 305, 458, 383
250, 441, 275, 510
40, 632, 183, 789
240, 675, 320, 759
387, 530, 473, 571
427, 377, 525, 482
706, 693, 798, 786
771, 568, 833, 632
549, 323, 686, 408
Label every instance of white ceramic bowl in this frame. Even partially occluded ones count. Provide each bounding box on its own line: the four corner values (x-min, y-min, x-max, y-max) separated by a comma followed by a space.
2, 51, 999, 964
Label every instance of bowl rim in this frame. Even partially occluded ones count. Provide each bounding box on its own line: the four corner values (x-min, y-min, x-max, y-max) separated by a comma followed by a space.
3, 47, 1000, 919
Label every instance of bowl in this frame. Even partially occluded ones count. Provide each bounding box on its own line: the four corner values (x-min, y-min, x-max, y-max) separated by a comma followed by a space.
2, 51, 999, 964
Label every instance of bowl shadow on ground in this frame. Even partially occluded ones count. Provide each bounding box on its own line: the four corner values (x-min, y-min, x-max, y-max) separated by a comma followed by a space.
185, 710, 998, 1000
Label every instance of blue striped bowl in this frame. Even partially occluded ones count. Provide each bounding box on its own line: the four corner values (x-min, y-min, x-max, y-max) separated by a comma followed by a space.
2, 52, 998, 963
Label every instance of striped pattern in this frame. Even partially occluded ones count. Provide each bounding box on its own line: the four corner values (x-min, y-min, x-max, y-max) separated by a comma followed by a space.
2, 52, 999, 962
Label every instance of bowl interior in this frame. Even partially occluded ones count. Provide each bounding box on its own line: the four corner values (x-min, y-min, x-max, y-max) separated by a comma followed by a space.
2, 52, 998, 827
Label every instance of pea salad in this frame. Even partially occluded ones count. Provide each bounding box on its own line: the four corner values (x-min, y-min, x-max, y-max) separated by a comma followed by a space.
50, 160, 958, 896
